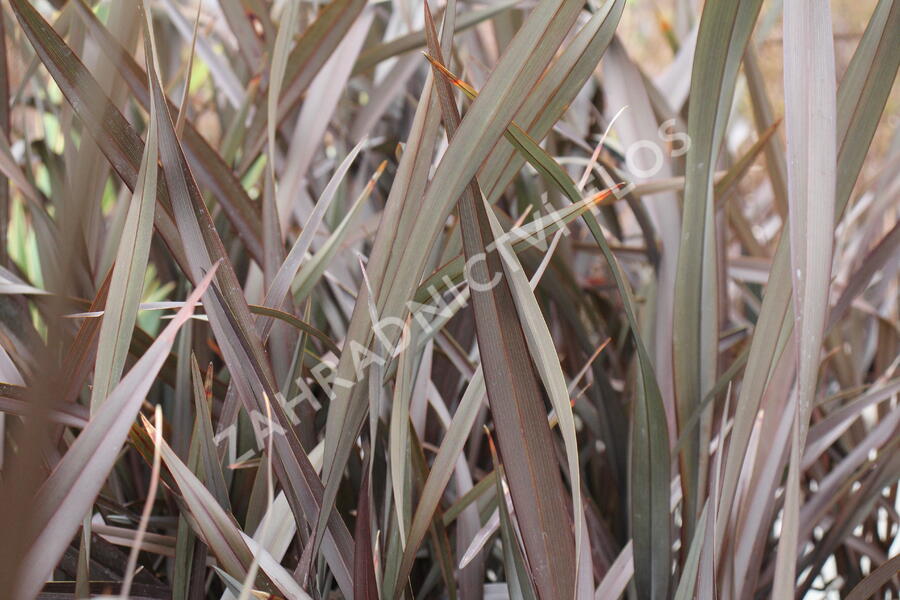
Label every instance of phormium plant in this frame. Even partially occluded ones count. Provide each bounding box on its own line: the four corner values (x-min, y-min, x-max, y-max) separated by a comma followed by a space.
0, 0, 897, 598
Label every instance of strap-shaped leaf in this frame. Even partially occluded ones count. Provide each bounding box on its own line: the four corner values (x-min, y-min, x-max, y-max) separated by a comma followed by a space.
88, 7, 160, 411
671, 0, 763, 541
772, 0, 837, 593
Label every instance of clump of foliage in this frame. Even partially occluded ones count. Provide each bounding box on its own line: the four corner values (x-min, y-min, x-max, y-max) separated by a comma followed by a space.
0, 0, 897, 598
